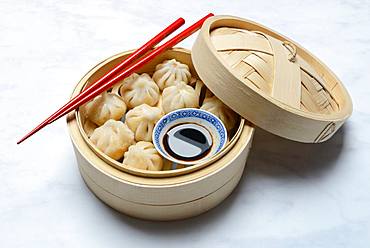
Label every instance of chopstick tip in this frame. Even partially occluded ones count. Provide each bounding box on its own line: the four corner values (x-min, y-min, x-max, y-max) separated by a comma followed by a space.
16, 122, 49, 145
17, 134, 30, 145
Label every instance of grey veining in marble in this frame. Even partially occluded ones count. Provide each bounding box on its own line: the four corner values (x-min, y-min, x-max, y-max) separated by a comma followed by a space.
1, 0, 370, 247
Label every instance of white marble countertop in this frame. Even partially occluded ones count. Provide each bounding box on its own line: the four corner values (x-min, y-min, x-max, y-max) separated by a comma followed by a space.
2, 0, 370, 247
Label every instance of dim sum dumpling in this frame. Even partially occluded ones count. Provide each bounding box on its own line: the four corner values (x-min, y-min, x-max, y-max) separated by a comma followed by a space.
156, 95, 164, 112
125, 104, 163, 142
123, 141, 163, 171
83, 119, 98, 138
119, 73, 160, 108
189, 78, 206, 106
90, 120, 134, 160
152, 59, 191, 90
81, 92, 126, 126
161, 81, 199, 114
201, 96, 238, 131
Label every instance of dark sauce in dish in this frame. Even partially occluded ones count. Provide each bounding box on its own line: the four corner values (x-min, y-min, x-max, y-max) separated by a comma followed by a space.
163, 123, 213, 162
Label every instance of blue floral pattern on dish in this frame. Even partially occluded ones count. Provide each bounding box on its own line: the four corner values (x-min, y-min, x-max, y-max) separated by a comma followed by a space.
153, 108, 227, 156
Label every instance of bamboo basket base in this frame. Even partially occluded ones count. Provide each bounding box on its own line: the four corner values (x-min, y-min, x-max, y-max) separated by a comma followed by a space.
67, 47, 255, 221
79, 162, 244, 221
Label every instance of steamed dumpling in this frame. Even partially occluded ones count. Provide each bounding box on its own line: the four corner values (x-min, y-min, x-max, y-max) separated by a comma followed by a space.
111, 81, 121, 96
83, 119, 98, 138
201, 96, 238, 131
161, 81, 199, 114
156, 95, 164, 112
119, 73, 160, 108
152, 59, 191, 90
189, 78, 206, 106
125, 104, 163, 142
81, 92, 126, 126
90, 119, 134, 160
123, 141, 163, 171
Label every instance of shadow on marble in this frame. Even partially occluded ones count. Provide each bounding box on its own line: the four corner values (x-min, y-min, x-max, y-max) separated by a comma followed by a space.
247, 124, 347, 179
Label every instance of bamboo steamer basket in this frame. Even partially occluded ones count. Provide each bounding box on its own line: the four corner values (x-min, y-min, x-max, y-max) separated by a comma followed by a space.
192, 15, 352, 143
67, 48, 255, 221
67, 15, 352, 221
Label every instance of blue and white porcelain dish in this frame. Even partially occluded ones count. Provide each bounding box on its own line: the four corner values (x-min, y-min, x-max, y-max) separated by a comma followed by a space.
153, 108, 227, 166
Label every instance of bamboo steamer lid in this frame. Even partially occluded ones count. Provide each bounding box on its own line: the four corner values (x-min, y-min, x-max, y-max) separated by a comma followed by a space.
192, 15, 352, 143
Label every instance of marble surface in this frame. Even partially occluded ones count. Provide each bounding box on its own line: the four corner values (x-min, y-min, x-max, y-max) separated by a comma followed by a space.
1, 0, 370, 247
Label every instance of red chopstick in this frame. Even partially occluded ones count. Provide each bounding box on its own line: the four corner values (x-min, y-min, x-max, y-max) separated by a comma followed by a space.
17, 17, 184, 145
82, 17, 185, 93
17, 13, 214, 144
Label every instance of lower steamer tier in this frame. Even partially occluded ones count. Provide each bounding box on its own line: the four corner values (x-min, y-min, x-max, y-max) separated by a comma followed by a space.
67, 48, 254, 221
79, 161, 245, 221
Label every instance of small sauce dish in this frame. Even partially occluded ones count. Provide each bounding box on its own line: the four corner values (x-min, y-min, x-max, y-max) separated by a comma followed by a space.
153, 108, 227, 165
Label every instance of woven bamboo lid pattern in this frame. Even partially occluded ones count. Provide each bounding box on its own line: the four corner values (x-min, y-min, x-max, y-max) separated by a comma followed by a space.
192, 15, 352, 143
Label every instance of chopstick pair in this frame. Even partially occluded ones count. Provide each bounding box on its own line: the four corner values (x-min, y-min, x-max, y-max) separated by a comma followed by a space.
17, 13, 214, 144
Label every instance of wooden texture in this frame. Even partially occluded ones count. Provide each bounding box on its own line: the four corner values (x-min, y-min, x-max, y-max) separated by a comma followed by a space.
192, 15, 352, 143
79, 164, 244, 221
267, 37, 301, 108
67, 48, 254, 220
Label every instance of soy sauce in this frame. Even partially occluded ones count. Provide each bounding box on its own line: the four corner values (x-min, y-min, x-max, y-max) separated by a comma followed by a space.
163, 123, 213, 162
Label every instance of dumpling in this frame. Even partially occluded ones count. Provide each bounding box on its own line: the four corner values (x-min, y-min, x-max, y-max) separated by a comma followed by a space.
123, 141, 163, 171
81, 92, 126, 126
152, 59, 191, 90
119, 73, 160, 108
90, 119, 134, 160
161, 81, 199, 114
156, 95, 164, 112
201, 96, 238, 131
125, 104, 163, 142
189, 78, 206, 106
111, 81, 121, 96
83, 119, 98, 138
